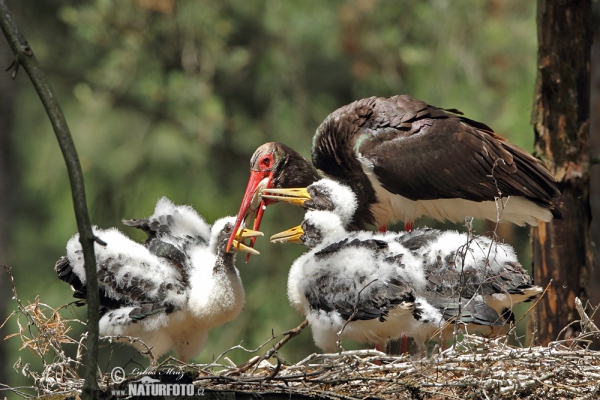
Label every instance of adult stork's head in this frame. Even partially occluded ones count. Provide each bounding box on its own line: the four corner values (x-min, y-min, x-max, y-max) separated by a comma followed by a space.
226, 142, 321, 255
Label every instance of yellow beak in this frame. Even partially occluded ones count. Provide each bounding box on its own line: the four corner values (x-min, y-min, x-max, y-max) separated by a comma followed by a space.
231, 228, 264, 255
270, 225, 304, 244
261, 187, 311, 207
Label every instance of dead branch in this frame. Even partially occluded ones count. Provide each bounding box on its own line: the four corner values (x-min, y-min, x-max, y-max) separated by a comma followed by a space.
0, 3, 101, 398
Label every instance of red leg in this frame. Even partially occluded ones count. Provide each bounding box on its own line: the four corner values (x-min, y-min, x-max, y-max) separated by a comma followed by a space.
404, 221, 414, 232
400, 333, 408, 354
373, 342, 385, 365
378, 225, 387, 233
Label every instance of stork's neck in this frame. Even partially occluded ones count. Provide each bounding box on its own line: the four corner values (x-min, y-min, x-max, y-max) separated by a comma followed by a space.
273, 148, 322, 188
312, 124, 378, 230
213, 252, 236, 275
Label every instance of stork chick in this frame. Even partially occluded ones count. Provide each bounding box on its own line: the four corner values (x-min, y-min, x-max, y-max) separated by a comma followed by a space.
55, 197, 261, 362
269, 180, 542, 354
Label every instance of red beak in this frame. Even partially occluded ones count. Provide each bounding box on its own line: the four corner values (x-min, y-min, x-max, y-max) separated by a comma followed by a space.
227, 170, 273, 256
243, 198, 267, 262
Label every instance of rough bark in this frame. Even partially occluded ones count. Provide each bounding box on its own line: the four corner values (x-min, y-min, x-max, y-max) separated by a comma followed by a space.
589, 0, 600, 327
531, 0, 592, 344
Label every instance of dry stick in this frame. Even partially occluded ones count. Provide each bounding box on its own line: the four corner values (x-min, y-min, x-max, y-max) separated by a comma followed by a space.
0, 3, 103, 399
4, 266, 82, 366
503, 280, 553, 349
3, 265, 85, 397
575, 297, 600, 337
230, 319, 309, 375
451, 218, 474, 349
101, 335, 157, 365
2, 266, 48, 364
337, 279, 380, 352
448, 160, 513, 350
511, 280, 552, 331
211, 334, 280, 370
585, 299, 600, 321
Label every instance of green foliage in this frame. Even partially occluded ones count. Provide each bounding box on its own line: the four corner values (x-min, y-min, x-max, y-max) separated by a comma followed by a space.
4, 0, 537, 387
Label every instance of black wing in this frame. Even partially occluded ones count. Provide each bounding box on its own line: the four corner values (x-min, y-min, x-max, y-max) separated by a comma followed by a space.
417, 293, 505, 327
314, 237, 389, 260
55, 253, 183, 319
393, 228, 442, 251
425, 255, 536, 301
123, 205, 209, 255
305, 273, 414, 323
55, 256, 122, 316
315, 95, 561, 216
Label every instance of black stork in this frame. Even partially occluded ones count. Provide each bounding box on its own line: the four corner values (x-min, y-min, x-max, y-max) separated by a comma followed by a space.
227, 94, 561, 253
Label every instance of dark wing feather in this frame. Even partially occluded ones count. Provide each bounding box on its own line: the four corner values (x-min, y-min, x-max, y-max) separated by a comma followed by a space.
305, 273, 414, 322
123, 213, 208, 253
55, 253, 185, 318
96, 258, 185, 305
123, 216, 190, 284
55, 256, 83, 288
145, 239, 188, 270
394, 228, 441, 251
424, 251, 536, 300
55, 256, 138, 317
319, 95, 560, 215
122, 217, 158, 242
129, 303, 175, 321
307, 237, 411, 322
314, 238, 389, 260
416, 294, 505, 327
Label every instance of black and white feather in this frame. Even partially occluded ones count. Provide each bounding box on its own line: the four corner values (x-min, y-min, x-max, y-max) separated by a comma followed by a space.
55, 197, 252, 362
271, 180, 542, 353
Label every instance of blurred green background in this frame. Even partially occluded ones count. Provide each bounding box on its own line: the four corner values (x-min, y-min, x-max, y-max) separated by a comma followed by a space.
0, 0, 538, 394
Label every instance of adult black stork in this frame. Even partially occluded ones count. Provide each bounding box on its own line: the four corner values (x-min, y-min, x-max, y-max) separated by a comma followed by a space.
268, 180, 542, 354
55, 197, 262, 362
227, 95, 561, 252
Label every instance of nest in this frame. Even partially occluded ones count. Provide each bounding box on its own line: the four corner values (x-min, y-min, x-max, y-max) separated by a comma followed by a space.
195, 342, 600, 399
3, 267, 600, 399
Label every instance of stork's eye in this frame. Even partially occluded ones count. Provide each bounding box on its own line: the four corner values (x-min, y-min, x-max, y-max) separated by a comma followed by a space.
260, 155, 273, 169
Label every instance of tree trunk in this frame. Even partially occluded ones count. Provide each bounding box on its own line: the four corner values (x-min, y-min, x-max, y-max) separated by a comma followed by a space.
531, 0, 592, 344
589, 0, 600, 330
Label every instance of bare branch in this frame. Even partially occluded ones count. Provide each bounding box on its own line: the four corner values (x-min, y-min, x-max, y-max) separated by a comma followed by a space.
226, 320, 309, 376
0, 2, 100, 398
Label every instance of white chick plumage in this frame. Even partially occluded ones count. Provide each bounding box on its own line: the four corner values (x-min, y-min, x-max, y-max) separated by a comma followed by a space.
55, 197, 258, 362
269, 179, 542, 353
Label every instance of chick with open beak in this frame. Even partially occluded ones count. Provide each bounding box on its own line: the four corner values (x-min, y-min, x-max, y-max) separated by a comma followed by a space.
226, 177, 271, 260
230, 227, 264, 255
262, 179, 358, 228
